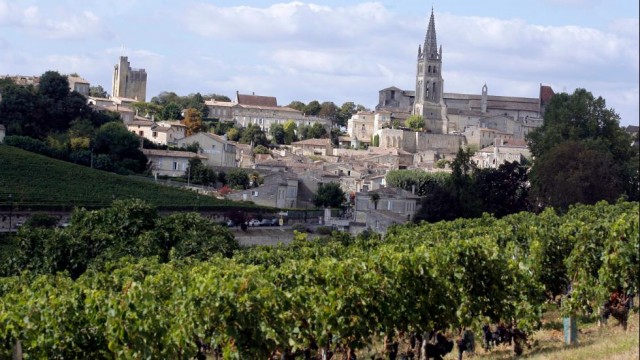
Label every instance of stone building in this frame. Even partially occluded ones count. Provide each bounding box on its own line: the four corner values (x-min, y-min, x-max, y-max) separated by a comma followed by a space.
205, 92, 331, 133
353, 187, 420, 234
376, 8, 554, 140
176, 132, 237, 168
67, 75, 90, 96
112, 56, 147, 102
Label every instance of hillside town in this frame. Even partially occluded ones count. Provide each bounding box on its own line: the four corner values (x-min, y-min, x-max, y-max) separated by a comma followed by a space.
0, 9, 637, 236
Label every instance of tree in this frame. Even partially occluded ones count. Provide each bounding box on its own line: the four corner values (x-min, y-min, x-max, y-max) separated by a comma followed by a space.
287, 101, 306, 112
226, 127, 240, 142
89, 85, 108, 98
39, 71, 70, 101
308, 123, 327, 139
269, 123, 285, 145
227, 168, 250, 189
204, 93, 232, 102
161, 102, 182, 120
529, 141, 623, 209
183, 108, 203, 136
253, 145, 271, 155
526, 88, 637, 207
450, 147, 481, 218
131, 102, 162, 118
319, 102, 338, 122
283, 120, 297, 144
313, 182, 346, 208
405, 115, 425, 131
304, 100, 321, 116
91, 122, 147, 174
239, 124, 268, 147
336, 102, 356, 127
474, 161, 530, 217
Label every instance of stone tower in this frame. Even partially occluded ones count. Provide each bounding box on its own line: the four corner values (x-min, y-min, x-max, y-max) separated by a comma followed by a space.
112, 56, 147, 101
413, 8, 446, 133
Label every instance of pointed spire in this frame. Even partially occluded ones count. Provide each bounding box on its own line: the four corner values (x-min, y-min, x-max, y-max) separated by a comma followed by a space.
424, 8, 438, 60
418, 44, 422, 58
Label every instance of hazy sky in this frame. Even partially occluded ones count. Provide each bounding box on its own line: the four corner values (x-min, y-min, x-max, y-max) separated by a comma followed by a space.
1, 0, 638, 125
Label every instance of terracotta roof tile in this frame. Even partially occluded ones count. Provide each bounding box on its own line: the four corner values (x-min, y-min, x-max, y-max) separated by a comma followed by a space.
237, 93, 278, 107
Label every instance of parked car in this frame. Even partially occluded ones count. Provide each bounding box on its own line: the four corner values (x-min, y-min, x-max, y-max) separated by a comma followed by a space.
260, 219, 272, 227
248, 219, 261, 227
270, 218, 280, 226
226, 220, 235, 227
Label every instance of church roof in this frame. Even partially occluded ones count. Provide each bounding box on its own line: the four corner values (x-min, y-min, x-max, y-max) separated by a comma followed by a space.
423, 8, 439, 60
540, 85, 555, 105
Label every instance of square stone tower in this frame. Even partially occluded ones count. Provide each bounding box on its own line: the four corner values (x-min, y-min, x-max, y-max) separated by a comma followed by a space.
112, 56, 147, 101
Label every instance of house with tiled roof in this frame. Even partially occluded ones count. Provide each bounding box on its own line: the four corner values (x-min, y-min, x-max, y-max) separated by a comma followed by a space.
290, 138, 333, 156
353, 186, 420, 234
142, 149, 206, 177
473, 138, 531, 169
176, 132, 237, 168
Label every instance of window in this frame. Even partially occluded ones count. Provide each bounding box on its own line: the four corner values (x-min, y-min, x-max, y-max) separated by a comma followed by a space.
252, 191, 259, 197
152, 131, 157, 137
139, 131, 144, 136
173, 162, 178, 170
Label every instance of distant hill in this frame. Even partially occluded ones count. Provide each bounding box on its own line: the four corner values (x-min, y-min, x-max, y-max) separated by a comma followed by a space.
0, 144, 259, 211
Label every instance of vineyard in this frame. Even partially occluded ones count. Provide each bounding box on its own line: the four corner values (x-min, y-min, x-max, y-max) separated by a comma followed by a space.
0, 145, 260, 210
0, 200, 637, 359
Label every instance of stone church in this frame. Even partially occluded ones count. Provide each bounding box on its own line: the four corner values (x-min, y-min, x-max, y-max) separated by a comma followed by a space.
376, 9, 555, 139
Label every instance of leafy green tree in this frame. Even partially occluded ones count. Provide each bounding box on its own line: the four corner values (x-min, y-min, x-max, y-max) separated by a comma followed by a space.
185, 158, 216, 185
474, 161, 530, 217
253, 145, 271, 154
336, 102, 356, 127
91, 122, 147, 174
287, 100, 306, 112
450, 147, 481, 218
239, 123, 268, 147
318, 101, 338, 122
89, 85, 108, 98
203, 93, 231, 102
385, 170, 449, 196
269, 123, 285, 144
227, 168, 250, 189
161, 102, 182, 120
405, 114, 425, 131
313, 182, 345, 208
39, 70, 70, 101
226, 127, 240, 141
530, 141, 623, 209
372, 134, 379, 147
131, 101, 162, 118
304, 100, 321, 116
527, 88, 637, 207
308, 123, 327, 139
283, 120, 297, 144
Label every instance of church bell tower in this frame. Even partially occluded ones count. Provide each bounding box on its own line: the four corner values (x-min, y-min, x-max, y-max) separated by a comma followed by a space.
414, 8, 445, 133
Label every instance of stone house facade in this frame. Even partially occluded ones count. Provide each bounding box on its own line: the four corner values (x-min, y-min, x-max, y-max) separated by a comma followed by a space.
353, 187, 420, 234
473, 139, 531, 169
127, 117, 186, 145
67, 75, 90, 96
143, 149, 206, 177
228, 172, 299, 208
290, 138, 333, 156
176, 132, 237, 168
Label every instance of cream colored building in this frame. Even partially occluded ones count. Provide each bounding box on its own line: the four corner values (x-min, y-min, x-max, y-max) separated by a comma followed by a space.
143, 149, 207, 177
127, 117, 186, 145
205, 92, 331, 132
67, 75, 90, 96
176, 132, 237, 168
290, 138, 333, 156
473, 139, 531, 169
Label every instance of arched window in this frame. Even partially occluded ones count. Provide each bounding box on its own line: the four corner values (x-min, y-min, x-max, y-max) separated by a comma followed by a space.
433, 66, 437, 73
428, 65, 431, 73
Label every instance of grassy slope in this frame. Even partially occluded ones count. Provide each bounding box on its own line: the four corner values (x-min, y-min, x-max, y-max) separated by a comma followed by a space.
0, 144, 258, 210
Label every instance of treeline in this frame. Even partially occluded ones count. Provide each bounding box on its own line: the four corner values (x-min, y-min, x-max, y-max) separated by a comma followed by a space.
0, 200, 636, 358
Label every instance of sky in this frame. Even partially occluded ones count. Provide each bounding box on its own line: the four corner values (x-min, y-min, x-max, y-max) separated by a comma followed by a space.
1, 0, 638, 126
